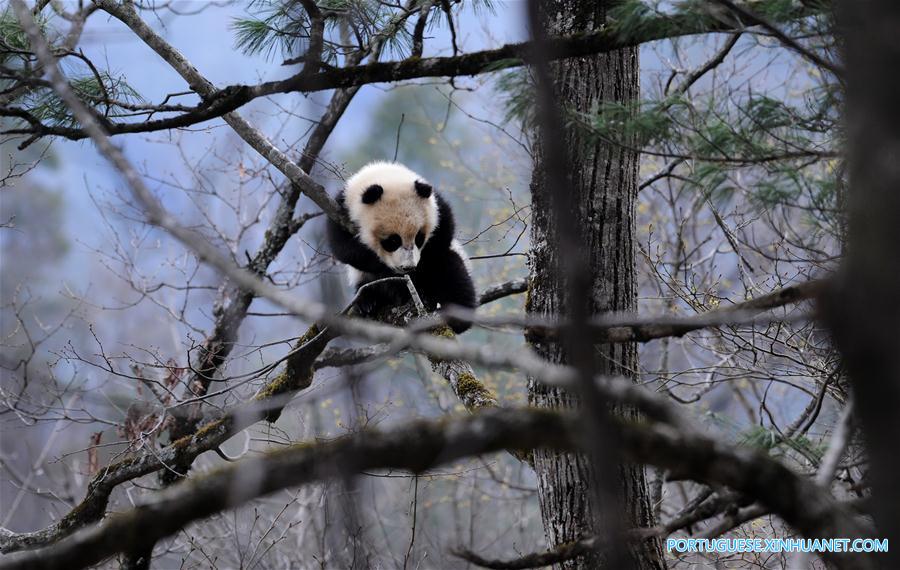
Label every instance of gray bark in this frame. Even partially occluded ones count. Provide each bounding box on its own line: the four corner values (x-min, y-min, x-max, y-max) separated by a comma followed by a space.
526, 2, 665, 568
828, 1, 900, 565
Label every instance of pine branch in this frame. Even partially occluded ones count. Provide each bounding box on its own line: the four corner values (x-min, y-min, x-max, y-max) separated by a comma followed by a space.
5, 0, 824, 145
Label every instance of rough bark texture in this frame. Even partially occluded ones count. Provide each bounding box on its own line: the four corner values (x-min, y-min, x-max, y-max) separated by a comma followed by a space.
827, 1, 900, 565
526, 2, 665, 568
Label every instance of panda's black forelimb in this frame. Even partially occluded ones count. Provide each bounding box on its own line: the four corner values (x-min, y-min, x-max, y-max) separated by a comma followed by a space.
326, 193, 389, 274
327, 190, 477, 333
412, 247, 476, 333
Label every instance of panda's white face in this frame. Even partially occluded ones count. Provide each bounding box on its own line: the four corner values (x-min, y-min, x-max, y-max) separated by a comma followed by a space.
345, 162, 438, 272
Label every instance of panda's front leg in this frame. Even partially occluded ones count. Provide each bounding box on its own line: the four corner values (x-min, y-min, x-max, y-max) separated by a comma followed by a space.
351, 270, 409, 316
415, 251, 477, 333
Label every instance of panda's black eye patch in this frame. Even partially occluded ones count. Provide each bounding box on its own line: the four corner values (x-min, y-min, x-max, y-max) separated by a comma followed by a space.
414, 180, 432, 198
380, 234, 401, 252
415, 230, 425, 248
362, 184, 384, 204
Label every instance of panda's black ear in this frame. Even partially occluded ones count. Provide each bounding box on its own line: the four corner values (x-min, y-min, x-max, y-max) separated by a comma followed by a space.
362, 184, 384, 204
415, 180, 433, 198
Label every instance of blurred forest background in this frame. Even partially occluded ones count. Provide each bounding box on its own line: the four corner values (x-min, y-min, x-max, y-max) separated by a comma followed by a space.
0, 1, 876, 569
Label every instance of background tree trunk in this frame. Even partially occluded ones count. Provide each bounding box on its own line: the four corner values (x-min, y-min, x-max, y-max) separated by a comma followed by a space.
526, 2, 666, 568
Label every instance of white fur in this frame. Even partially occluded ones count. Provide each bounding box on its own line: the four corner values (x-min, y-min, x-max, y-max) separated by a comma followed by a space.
345, 162, 427, 221
346, 266, 364, 288
344, 162, 439, 271
450, 239, 473, 276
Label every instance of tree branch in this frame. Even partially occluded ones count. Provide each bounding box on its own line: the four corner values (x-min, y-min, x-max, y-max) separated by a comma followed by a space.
0, 407, 872, 570
714, 0, 843, 76
8, 0, 823, 146
477, 278, 528, 305
8, 5, 831, 556
454, 490, 755, 569
91, 0, 348, 229
448, 278, 827, 343
0, 279, 526, 554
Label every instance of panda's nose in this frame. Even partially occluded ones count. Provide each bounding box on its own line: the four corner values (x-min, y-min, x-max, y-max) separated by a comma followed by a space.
396, 246, 417, 272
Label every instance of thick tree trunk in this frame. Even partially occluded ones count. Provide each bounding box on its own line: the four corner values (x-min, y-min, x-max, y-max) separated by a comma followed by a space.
526, 2, 665, 568
827, 2, 900, 565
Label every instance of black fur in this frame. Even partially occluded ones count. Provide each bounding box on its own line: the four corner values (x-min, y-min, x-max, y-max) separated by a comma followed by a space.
326, 192, 477, 333
361, 184, 384, 204
326, 194, 386, 274
414, 180, 432, 198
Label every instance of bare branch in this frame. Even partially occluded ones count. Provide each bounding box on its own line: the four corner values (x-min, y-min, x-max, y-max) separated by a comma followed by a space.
449, 278, 826, 343
8, 0, 824, 145
714, 0, 843, 76
91, 0, 348, 229
477, 278, 528, 305
0, 408, 872, 570
816, 399, 855, 487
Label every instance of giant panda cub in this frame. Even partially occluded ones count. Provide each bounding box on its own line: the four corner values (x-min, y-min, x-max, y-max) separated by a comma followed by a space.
326, 161, 477, 333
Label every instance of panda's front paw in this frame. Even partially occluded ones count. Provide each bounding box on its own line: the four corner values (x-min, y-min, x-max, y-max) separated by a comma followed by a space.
354, 282, 397, 316
355, 292, 379, 316
444, 314, 471, 334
